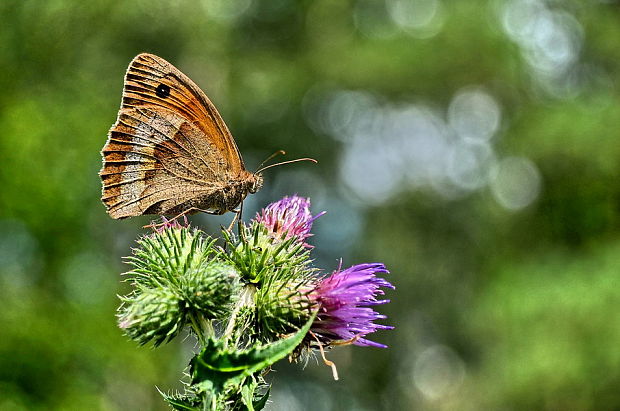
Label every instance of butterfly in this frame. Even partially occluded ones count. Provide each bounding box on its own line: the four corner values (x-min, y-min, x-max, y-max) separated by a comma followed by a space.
99, 53, 264, 220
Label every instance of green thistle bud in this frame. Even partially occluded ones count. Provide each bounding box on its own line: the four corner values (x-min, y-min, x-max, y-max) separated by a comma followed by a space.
220, 223, 317, 343
118, 226, 241, 346
223, 222, 313, 284
118, 286, 183, 347
254, 277, 315, 342
125, 226, 217, 287
180, 260, 240, 320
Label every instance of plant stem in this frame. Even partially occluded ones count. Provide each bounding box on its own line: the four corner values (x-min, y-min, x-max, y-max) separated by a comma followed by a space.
223, 284, 256, 348
189, 313, 206, 345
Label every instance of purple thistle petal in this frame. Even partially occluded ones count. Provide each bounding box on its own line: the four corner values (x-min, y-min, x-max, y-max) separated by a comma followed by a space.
254, 195, 325, 247
310, 263, 394, 348
152, 216, 188, 233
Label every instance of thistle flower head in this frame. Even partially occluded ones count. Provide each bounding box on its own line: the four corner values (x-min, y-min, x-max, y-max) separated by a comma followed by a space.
254, 195, 325, 247
310, 263, 394, 348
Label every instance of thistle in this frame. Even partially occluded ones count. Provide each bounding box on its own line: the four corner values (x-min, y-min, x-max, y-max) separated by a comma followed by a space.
310, 263, 394, 348
253, 195, 325, 246
115, 195, 394, 410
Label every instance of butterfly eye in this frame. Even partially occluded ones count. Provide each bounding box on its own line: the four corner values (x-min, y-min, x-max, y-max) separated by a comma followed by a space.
156, 84, 171, 98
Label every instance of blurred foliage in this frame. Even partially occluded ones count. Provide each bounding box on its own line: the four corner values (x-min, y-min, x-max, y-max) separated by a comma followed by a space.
1, 0, 619, 410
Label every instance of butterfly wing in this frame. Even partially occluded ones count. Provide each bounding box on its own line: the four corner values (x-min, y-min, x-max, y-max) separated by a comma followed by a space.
121, 53, 245, 171
100, 53, 246, 219
101, 107, 230, 218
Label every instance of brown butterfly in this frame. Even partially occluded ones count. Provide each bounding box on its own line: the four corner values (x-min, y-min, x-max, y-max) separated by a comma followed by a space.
100, 53, 265, 220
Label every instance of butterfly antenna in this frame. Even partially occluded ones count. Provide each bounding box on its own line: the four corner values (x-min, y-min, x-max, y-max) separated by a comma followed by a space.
256, 157, 317, 174
256, 150, 286, 172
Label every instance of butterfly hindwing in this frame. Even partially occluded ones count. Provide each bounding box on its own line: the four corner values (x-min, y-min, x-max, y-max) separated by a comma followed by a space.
101, 107, 224, 218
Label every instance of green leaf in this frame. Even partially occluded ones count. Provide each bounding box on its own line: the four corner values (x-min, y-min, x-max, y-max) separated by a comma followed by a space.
190, 311, 316, 393
240, 381, 256, 411
159, 388, 201, 411
165, 397, 200, 411
239, 377, 270, 411
252, 386, 270, 411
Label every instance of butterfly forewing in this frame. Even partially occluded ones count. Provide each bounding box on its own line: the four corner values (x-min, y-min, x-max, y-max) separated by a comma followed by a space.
100, 53, 256, 219
122, 53, 244, 171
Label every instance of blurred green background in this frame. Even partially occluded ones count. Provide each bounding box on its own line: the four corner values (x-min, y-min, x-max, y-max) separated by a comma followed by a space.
1, 0, 619, 410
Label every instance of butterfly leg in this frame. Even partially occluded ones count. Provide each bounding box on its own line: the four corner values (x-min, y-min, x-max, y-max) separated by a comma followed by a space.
224, 204, 243, 234
143, 207, 216, 230
236, 202, 244, 238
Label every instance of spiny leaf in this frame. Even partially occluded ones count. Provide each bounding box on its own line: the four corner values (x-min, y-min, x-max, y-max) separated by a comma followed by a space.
159, 388, 201, 411
252, 387, 270, 411
190, 311, 316, 393
240, 379, 270, 411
